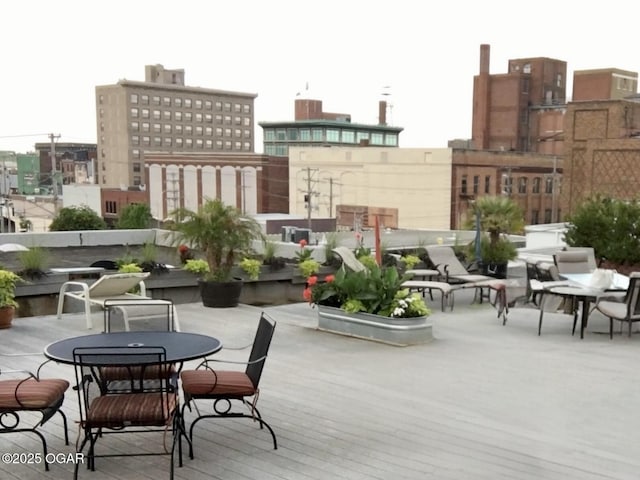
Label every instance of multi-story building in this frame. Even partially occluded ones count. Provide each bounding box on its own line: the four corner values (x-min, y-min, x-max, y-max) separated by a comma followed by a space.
260, 98, 403, 157
472, 44, 566, 156
95, 64, 257, 188
33, 142, 96, 194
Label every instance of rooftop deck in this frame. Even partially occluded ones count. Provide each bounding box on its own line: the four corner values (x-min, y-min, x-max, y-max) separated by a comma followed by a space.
1, 290, 639, 480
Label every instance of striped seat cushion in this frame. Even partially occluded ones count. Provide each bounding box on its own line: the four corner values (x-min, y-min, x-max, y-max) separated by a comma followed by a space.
87, 393, 176, 428
181, 370, 255, 397
100, 364, 175, 382
0, 378, 69, 409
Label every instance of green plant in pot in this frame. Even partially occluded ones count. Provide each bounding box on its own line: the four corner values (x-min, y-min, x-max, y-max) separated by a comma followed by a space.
168, 199, 263, 308
0, 269, 22, 328
465, 196, 524, 278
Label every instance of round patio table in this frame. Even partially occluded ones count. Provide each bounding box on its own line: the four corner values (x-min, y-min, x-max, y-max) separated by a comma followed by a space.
44, 331, 222, 366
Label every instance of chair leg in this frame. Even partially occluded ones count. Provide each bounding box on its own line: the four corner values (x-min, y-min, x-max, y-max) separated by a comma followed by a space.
610, 318, 614, 339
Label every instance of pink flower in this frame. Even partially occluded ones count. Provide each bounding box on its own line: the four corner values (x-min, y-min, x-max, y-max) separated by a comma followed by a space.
299, 239, 308, 248
324, 274, 335, 283
303, 287, 312, 302
307, 275, 318, 286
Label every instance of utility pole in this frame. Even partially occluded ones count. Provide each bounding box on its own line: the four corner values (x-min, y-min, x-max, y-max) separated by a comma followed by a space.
302, 167, 318, 230
551, 156, 558, 223
49, 133, 61, 213
328, 177, 334, 217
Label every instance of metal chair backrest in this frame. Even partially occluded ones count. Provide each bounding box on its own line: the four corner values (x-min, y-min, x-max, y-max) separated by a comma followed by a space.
425, 246, 469, 276
626, 273, 640, 318
73, 346, 172, 423
245, 313, 276, 390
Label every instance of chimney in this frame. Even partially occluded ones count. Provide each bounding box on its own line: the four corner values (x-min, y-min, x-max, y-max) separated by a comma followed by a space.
378, 100, 387, 125
480, 44, 490, 75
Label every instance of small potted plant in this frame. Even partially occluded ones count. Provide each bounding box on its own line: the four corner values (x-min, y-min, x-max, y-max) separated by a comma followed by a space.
239, 258, 262, 281
0, 269, 22, 329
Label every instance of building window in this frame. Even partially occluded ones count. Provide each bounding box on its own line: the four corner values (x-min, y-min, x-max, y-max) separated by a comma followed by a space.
141, 95, 149, 104
356, 132, 369, 143
461, 175, 468, 194
234, 116, 241, 125
215, 127, 223, 136
243, 104, 250, 114
205, 113, 213, 123
205, 126, 213, 136
105, 201, 117, 214
235, 129, 242, 137
151, 96, 160, 105
265, 145, 276, 155
224, 128, 232, 137
185, 112, 192, 122
132, 149, 140, 159
243, 142, 251, 151
164, 137, 172, 146
544, 209, 552, 223
195, 99, 202, 109
215, 101, 222, 111
556, 73, 562, 87
164, 124, 172, 134
131, 121, 139, 131
175, 97, 182, 107
224, 140, 232, 149
185, 125, 193, 135
205, 139, 213, 148
175, 138, 183, 147
224, 102, 231, 112
154, 137, 162, 146
384, 134, 397, 146
312, 129, 323, 141
133, 176, 141, 186
185, 138, 193, 147
265, 129, 275, 141
224, 115, 231, 124
342, 130, 355, 143
484, 175, 490, 194
175, 111, 182, 121
195, 113, 203, 123
518, 177, 527, 194
163, 97, 171, 106
153, 124, 161, 133
141, 109, 149, 119
175, 125, 183, 134
523, 63, 531, 74
531, 210, 539, 224
370, 133, 384, 145
163, 111, 171, 121
196, 139, 203, 148
130, 108, 139, 118
522, 77, 530, 94
326, 129, 340, 142
196, 126, 203, 136
142, 122, 150, 132
216, 140, 223, 149
131, 135, 139, 145
133, 163, 141, 173
234, 103, 241, 113
287, 128, 299, 140
532, 177, 541, 194
130, 94, 138, 104
473, 175, 479, 194
299, 129, 310, 141
215, 114, 223, 123
153, 110, 161, 120
184, 98, 192, 108
142, 136, 150, 146
243, 117, 251, 126
243, 129, 251, 138
205, 100, 212, 109
545, 177, 553, 194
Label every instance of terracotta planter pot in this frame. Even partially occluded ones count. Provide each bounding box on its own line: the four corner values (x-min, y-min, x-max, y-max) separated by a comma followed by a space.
0, 306, 15, 329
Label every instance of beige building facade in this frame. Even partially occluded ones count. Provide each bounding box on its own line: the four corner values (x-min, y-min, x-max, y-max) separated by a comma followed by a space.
95, 64, 257, 189
288, 147, 452, 230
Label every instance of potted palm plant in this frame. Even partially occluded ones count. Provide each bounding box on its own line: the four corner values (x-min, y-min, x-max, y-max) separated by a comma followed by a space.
168, 199, 263, 307
466, 196, 524, 279
0, 269, 22, 328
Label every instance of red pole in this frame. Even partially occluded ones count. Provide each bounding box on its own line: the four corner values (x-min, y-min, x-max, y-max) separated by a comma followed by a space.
375, 215, 381, 266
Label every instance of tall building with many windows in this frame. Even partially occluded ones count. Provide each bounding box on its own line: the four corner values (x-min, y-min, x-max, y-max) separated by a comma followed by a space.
95, 64, 257, 188
260, 98, 403, 156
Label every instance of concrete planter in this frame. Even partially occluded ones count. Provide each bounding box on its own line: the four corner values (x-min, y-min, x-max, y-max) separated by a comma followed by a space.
317, 305, 433, 346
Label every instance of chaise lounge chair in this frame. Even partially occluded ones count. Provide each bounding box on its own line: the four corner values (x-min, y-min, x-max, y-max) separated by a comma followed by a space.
56, 272, 179, 330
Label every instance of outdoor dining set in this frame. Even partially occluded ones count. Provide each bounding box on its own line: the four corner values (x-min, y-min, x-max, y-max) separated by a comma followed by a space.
0, 292, 278, 479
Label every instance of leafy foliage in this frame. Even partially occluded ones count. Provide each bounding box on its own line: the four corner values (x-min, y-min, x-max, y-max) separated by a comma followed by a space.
306, 264, 430, 318
17, 246, 50, 279
564, 195, 640, 265
168, 199, 263, 281
49, 205, 107, 231
117, 203, 152, 229
0, 270, 22, 308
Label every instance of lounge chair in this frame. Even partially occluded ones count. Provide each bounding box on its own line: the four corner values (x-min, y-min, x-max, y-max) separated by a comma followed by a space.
425, 246, 494, 284
57, 272, 180, 330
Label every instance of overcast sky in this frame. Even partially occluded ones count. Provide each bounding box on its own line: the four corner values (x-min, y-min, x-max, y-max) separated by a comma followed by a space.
2, 0, 639, 154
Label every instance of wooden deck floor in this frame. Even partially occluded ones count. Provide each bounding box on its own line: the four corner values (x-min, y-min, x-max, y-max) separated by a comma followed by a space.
1, 290, 639, 480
